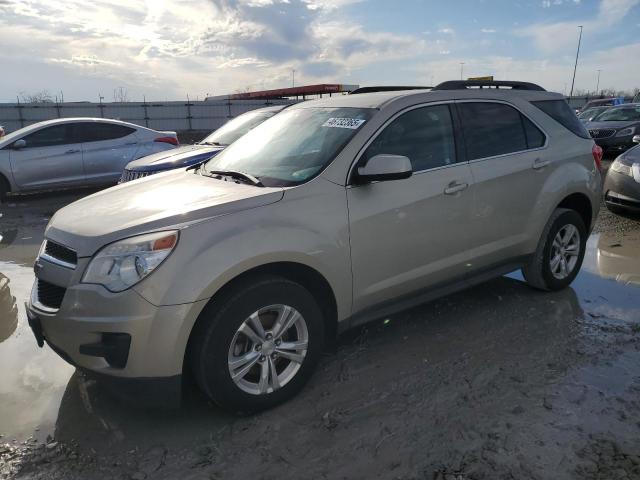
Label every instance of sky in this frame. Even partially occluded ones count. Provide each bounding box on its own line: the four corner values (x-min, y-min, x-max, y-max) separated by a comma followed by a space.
0, 0, 639, 102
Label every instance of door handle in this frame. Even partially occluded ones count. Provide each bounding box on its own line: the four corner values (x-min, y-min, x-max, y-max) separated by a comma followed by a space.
444, 181, 469, 195
532, 158, 550, 170
65, 149, 81, 154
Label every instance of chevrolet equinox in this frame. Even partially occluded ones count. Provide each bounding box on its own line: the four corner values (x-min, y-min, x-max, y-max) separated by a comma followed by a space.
27, 80, 603, 412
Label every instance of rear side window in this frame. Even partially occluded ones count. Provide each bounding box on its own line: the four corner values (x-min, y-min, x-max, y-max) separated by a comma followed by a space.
363, 104, 456, 171
531, 100, 590, 139
22, 124, 75, 148
522, 116, 545, 148
459, 102, 532, 160
73, 123, 136, 143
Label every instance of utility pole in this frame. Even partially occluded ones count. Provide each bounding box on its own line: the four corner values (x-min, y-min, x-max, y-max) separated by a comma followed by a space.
460, 62, 465, 80
569, 25, 583, 99
292, 69, 296, 88
595, 69, 601, 96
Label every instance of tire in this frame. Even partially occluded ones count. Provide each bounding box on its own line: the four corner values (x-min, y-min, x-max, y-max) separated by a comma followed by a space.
189, 275, 325, 413
522, 208, 587, 291
0, 177, 8, 205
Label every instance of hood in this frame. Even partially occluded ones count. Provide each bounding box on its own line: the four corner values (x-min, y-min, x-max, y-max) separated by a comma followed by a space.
585, 120, 640, 130
46, 169, 284, 257
126, 144, 224, 172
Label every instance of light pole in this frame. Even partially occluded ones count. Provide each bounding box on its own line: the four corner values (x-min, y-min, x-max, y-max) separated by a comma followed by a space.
292, 69, 296, 88
460, 62, 465, 80
569, 25, 583, 98
595, 69, 602, 96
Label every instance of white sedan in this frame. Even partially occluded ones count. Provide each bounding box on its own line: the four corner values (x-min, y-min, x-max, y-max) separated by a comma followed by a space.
0, 118, 177, 202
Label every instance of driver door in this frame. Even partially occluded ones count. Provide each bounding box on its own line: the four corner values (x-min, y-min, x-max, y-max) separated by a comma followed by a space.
9, 123, 85, 190
347, 103, 475, 313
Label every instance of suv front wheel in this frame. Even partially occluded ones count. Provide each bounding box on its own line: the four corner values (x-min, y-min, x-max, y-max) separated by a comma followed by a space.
190, 275, 325, 413
523, 208, 587, 291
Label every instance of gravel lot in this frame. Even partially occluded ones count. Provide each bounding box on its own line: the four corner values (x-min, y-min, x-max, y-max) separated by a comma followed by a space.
1, 173, 639, 480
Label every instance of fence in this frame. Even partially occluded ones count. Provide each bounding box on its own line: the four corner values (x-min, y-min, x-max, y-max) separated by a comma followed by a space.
0, 99, 295, 135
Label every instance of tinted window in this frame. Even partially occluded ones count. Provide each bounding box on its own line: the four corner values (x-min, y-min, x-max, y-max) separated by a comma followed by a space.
74, 123, 136, 143
459, 102, 528, 160
531, 100, 590, 139
522, 115, 545, 148
22, 124, 75, 148
363, 104, 456, 171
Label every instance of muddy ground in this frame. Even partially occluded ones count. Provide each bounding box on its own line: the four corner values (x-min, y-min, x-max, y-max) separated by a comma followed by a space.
1, 171, 640, 480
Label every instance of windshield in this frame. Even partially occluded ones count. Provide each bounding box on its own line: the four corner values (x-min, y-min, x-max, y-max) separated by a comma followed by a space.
204, 107, 375, 187
578, 107, 606, 120
596, 107, 640, 122
200, 111, 274, 146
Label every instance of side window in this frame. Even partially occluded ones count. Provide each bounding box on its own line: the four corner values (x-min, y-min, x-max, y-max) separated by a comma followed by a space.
522, 115, 545, 148
459, 102, 529, 160
363, 104, 456, 171
22, 125, 75, 148
73, 123, 136, 143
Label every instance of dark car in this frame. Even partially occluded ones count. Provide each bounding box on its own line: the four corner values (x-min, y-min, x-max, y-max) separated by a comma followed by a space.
577, 106, 610, 123
585, 104, 640, 155
603, 137, 640, 213
119, 105, 287, 182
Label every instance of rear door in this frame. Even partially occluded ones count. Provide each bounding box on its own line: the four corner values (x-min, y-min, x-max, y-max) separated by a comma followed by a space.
456, 100, 548, 271
347, 103, 475, 312
74, 122, 139, 184
9, 124, 84, 190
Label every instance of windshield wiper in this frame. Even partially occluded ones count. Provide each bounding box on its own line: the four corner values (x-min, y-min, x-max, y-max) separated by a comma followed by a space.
202, 169, 264, 187
198, 141, 227, 146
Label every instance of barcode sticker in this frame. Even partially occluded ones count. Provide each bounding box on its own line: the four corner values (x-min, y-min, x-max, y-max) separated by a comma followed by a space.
322, 118, 366, 129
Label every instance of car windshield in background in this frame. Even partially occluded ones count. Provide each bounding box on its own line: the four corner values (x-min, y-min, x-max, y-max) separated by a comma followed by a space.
200, 112, 273, 146
578, 107, 608, 120
204, 107, 375, 187
596, 107, 640, 122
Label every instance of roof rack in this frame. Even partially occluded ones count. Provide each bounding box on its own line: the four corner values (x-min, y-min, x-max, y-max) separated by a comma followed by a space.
350, 86, 431, 95
432, 80, 546, 92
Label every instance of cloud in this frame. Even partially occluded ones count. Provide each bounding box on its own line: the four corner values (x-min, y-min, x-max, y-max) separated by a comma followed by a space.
481, 28, 496, 33
521, 0, 639, 53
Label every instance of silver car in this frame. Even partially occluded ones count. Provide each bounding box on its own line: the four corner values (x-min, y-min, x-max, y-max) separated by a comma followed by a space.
0, 118, 178, 202
26, 81, 602, 412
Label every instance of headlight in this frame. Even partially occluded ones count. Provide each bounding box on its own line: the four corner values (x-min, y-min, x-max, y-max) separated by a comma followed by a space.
82, 231, 178, 292
615, 127, 636, 137
610, 158, 633, 177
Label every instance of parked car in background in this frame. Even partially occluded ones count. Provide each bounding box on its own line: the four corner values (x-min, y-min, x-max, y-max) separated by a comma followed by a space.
578, 97, 624, 113
603, 136, 640, 213
27, 80, 601, 412
0, 118, 177, 202
585, 104, 640, 155
120, 105, 287, 182
577, 106, 610, 122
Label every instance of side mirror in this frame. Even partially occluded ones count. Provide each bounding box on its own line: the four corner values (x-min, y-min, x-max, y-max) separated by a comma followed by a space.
356, 154, 412, 183
12, 139, 26, 149
632, 134, 640, 144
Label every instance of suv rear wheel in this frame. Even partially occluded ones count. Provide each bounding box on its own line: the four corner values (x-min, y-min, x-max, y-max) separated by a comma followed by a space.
523, 208, 587, 291
190, 275, 324, 413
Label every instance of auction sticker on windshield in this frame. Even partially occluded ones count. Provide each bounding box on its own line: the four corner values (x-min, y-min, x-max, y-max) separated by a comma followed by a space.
322, 118, 366, 129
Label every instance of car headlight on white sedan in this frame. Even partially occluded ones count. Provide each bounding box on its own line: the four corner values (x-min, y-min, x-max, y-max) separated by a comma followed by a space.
615, 126, 636, 137
82, 231, 178, 292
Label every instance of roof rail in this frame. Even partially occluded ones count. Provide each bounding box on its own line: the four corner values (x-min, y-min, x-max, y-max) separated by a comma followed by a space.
432, 80, 546, 92
350, 86, 431, 95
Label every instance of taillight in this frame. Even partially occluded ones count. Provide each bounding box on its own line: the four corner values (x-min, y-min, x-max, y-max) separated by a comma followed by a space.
154, 136, 179, 146
592, 144, 603, 171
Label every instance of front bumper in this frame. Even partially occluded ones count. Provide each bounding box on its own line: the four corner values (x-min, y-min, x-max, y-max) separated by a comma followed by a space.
594, 135, 636, 154
26, 275, 208, 381
603, 169, 640, 212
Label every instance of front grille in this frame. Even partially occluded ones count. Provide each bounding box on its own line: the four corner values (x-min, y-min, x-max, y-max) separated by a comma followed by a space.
589, 128, 616, 139
37, 279, 67, 310
43, 240, 77, 268
119, 169, 153, 183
